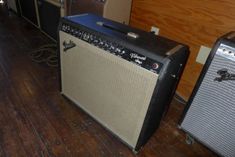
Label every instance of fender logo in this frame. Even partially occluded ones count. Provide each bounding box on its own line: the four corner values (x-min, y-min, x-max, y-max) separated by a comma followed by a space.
214, 68, 235, 82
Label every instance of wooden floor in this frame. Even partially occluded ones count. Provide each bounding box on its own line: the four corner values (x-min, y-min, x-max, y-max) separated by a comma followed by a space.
0, 6, 217, 157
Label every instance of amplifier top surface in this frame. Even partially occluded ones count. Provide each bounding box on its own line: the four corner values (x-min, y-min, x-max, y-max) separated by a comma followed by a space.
60, 14, 188, 61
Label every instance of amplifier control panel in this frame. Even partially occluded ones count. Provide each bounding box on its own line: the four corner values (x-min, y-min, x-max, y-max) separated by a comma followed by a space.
217, 44, 235, 62
61, 24, 163, 74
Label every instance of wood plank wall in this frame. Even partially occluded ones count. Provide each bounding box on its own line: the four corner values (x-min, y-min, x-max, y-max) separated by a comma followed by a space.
130, 0, 235, 100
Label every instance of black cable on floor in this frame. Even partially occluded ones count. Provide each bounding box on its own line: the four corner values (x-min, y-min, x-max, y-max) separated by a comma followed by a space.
29, 44, 58, 67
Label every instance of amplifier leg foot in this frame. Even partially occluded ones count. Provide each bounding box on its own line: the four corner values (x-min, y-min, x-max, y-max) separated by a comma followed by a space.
132, 148, 140, 155
185, 134, 195, 145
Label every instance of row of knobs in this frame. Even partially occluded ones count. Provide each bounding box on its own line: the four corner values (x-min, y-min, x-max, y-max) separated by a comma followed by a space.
222, 48, 235, 57
62, 24, 159, 70
82, 32, 127, 55
62, 25, 126, 54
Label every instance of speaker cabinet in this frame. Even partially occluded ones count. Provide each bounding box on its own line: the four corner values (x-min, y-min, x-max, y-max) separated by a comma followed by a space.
60, 31, 159, 148
37, 0, 61, 39
180, 32, 235, 157
7, 0, 19, 14
18, 0, 39, 27
59, 14, 189, 151
66, 0, 132, 24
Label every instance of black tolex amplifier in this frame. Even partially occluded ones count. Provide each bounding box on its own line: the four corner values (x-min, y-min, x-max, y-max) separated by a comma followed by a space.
58, 13, 189, 152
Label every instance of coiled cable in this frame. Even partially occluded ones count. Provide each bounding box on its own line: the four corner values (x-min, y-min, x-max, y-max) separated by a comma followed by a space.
29, 44, 58, 67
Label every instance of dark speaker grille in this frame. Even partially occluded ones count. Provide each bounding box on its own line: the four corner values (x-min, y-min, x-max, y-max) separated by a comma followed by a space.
181, 44, 235, 157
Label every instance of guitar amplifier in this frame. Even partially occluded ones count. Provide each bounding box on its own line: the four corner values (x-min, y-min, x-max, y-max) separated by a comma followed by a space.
179, 32, 235, 157
37, 0, 61, 39
18, 0, 39, 27
58, 14, 189, 152
7, 0, 20, 14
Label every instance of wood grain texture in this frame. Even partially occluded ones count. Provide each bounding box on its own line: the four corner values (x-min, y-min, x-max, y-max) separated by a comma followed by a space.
130, 0, 235, 99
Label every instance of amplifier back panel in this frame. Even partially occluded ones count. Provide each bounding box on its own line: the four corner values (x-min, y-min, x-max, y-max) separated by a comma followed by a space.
66, 0, 132, 24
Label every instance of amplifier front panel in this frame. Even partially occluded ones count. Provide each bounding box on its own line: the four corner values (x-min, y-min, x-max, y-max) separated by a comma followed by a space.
181, 44, 235, 157
60, 31, 158, 148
